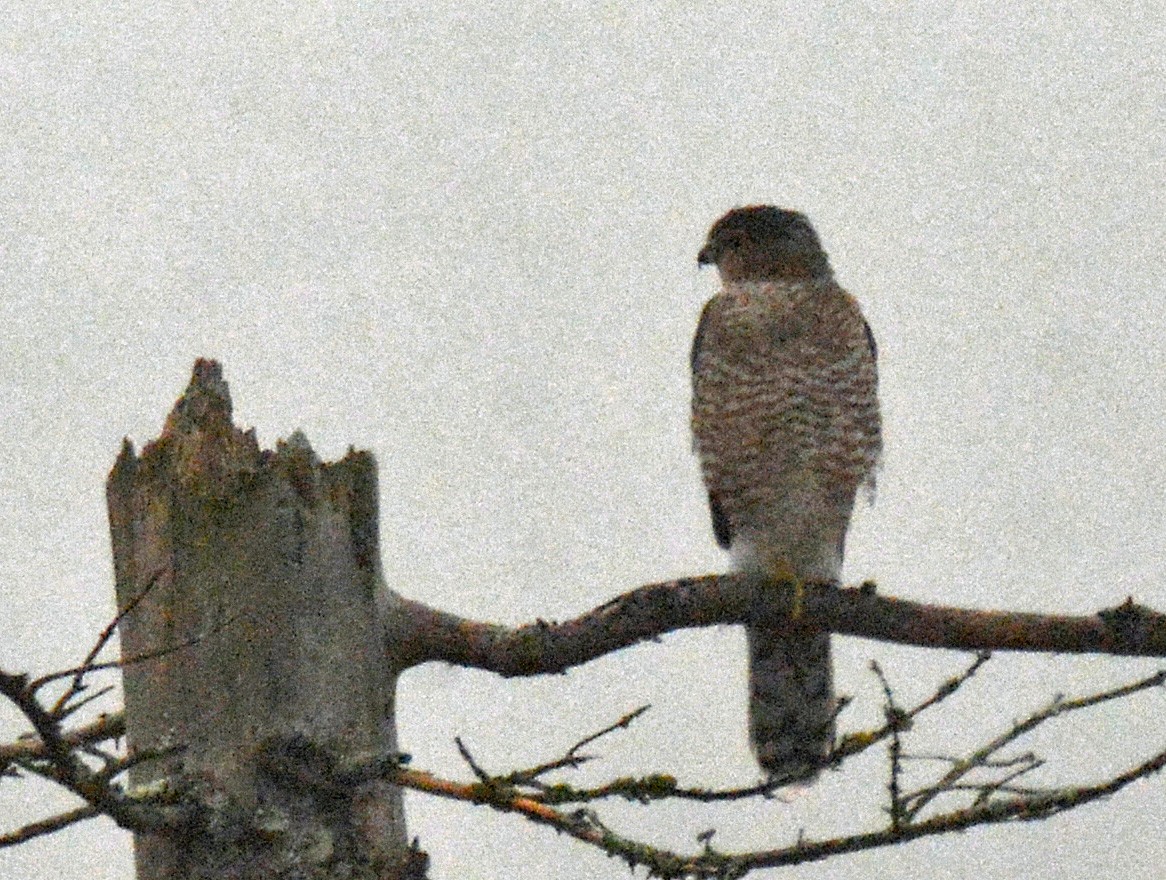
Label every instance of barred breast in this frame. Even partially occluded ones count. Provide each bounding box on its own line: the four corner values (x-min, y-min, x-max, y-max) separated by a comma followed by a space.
691, 279, 881, 580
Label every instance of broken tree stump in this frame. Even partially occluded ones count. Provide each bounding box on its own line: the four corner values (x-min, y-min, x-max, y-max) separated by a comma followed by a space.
106, 360, 415, 879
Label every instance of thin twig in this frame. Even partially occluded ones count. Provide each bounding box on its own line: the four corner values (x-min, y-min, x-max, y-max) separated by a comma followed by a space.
54, 686, 115, 721
831, 652, 991, 764
31, 610, 243, 697
0, 671, 175, 834
0, 712, 125, 763
454, 737, 491, 783
568, 705, 650, 758
0, 805, 99, 848
44, 570, 165, 716
870, 661, 907, 830
502, 705, 650, 786
903, 668, 1166, 821
529, 658, 993, 807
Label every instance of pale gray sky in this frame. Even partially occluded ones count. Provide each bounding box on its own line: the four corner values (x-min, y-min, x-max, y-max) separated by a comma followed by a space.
1, 4, 1164, 879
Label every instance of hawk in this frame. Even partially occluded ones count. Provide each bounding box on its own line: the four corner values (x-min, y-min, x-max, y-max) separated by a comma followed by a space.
691, 206, 882, 782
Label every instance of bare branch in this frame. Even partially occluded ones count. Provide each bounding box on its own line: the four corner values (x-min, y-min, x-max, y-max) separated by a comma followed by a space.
0, 805, 99, 848
30, 609, 242, 697
870, 661, 908, 830
0, 712, 125, 763
567, 704, 650, 758
526, 658, 993, 807
734, 743, 1166, 874
386, 577, 1166, 675
389, 764, 705, 877
498, 707, 649, 787
380, 733, 1166, 878
41, 570, 164, 717
454, 737, 491, 783
0, 671, 177, 835
832, 651, 991, 764
902, 668, 1166, 820
53, 686, 115, 722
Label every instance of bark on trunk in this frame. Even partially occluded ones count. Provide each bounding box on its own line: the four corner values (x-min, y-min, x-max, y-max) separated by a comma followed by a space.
106, 360, 419, 879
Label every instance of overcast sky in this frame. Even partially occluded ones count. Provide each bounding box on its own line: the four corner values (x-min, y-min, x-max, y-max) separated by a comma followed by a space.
1, 4, 1164, 879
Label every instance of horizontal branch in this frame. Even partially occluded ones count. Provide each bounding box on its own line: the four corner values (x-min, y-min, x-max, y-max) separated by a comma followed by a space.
382, 722, 1166, 878
732, 741, 1166, 873
11, 583, 1162, 759
386, 575, 1166, 675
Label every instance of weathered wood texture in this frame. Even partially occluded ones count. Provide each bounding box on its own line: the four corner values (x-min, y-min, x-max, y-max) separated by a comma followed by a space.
107, 360, 414, 879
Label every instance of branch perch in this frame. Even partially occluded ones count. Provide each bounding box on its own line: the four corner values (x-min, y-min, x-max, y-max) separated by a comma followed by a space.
386, 577, 1166, 675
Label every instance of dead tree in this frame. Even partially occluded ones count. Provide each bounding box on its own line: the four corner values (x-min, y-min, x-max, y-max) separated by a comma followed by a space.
106, 360, 418, 880
4, 358, 1165, 878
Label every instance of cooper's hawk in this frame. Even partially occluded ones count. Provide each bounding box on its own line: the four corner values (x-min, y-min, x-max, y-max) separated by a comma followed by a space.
691, 206, 882, 782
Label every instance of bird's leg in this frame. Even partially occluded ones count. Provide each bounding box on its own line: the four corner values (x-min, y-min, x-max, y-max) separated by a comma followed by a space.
769, 558, 804, 620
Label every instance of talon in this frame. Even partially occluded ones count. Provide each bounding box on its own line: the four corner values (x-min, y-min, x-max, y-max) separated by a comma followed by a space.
769, 559, 804, 619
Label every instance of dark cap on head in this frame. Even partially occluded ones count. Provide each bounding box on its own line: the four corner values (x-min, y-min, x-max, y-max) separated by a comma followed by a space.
698, 206, 833, 283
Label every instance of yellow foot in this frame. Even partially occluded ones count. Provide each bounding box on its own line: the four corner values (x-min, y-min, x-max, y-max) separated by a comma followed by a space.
768, 559, 805, 619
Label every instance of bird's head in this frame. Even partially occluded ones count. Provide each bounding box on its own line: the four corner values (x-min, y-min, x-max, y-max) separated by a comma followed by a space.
697, 206, 833, 284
